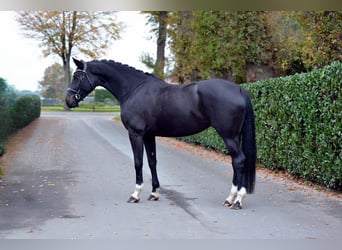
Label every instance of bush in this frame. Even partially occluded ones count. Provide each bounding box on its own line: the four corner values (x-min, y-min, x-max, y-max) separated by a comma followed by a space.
0, 143, 4, 156
180, 127, 227, 153
10, 95, 41, 129
95, 88, 117, 103
0, 92, 41, 157
180, 61, 342, 190
0, 78, 16, 147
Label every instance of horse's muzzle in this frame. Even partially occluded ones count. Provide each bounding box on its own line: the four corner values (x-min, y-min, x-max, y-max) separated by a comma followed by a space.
65, 95, 79, 108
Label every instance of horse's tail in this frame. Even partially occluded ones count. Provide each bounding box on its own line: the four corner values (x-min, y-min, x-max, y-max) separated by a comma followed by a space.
241, 88, 256, 194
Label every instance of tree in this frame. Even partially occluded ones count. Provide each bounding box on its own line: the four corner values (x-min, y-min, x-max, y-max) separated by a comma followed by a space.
168, 11, 195, 83
141, 11, 169, 78
39, 63, 65, 99
265, 11, 306, 75
0, 77, 6, 95
139, 52, 155, 70
169, 11, 274, 83
294, 11, 342, 69
0, 77, 16, 108
241, 11, 342, 76
17, 11, 121, 107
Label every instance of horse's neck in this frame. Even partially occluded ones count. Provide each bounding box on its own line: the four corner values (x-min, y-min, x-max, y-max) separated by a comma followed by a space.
99, 64, 148, 104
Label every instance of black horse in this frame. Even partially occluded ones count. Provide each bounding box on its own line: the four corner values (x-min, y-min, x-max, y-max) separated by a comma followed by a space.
66, 58, 256, 209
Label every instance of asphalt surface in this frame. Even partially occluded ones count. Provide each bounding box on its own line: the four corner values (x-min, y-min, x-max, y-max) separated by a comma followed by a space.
0, 112, 341, 239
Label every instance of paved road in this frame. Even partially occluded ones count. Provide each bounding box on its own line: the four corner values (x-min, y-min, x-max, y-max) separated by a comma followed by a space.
0, 112, 341, 239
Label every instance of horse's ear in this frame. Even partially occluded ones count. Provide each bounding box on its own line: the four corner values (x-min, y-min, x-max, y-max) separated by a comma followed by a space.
72, 57, 84, 69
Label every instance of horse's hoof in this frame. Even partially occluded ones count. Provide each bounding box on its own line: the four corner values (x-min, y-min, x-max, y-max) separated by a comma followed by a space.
127, 196, 140, 203
230, 201, 242, 210
223, 200, 232, 207
148, 194, 159, 201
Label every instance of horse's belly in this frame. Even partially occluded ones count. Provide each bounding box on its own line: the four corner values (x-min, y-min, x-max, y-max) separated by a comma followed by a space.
147, 84, 210, 137
152, 115, 210, 137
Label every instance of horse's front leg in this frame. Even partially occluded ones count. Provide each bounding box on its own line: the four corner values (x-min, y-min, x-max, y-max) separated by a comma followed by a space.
127, 132, 144, 203
144, 134, 160, 201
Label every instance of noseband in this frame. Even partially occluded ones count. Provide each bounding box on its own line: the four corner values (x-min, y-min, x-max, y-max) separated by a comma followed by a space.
67, 63, 94, 100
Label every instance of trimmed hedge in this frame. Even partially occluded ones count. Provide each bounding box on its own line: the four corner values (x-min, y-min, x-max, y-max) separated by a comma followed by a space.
0, 111, 13, 144
0, 94, 41, 156
180, 61, 342, 190
10, 95, 41, 129
0, 79, 16, 144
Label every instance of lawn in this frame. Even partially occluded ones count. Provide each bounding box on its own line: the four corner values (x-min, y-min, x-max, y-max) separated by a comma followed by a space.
42, 103, 121, 112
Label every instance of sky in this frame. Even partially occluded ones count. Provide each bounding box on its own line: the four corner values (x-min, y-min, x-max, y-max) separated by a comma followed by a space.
0, 11, 156, 91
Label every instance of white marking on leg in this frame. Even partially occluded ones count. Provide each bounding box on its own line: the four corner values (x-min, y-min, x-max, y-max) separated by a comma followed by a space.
131, 184, 143, 200
226, 184, 238, 205
234, 187, 247, 207
151, 188, 159, 198
150, 188, 160, 199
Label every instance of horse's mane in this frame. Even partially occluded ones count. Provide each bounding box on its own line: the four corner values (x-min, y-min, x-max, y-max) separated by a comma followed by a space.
93, 59, 159, 80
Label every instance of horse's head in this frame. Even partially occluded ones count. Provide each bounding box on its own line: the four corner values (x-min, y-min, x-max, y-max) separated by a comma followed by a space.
65, 58, 98, 108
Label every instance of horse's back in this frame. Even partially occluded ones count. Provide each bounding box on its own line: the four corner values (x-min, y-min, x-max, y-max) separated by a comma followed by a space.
197, 79, 246, 110
197, 79, 243, 99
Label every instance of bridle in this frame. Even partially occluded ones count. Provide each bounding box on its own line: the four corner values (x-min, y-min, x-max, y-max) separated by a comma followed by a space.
67, 63, 95, 100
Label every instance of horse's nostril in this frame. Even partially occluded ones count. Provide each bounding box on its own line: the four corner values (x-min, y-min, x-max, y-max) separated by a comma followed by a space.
65, 96, 76, 108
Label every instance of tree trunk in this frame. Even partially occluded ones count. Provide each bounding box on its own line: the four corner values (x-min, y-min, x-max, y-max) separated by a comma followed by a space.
61, 11, 76, 111
154, 11, 168, 79
62, 57, 71, 110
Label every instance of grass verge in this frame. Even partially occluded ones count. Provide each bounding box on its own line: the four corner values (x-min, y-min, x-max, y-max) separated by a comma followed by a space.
42, 104, 121, 112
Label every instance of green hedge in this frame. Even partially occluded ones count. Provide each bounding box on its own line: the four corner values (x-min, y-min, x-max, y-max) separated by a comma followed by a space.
0, 111, 13, 143
180, 61, 342, 190
10, 95, 41, 129
0, 93, 41, 156
0, 79, 15, 155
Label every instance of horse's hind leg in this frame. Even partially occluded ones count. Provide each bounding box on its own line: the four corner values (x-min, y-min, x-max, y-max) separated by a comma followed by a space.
144, 134, 160, 201
223, 138, 247, 210
224, 171, 238, 207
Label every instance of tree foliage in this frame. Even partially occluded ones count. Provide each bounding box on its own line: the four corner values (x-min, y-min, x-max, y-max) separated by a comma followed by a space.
268, 11, 342, 75
170, 11, 273, 83
0, 77, 16, 108
39, 63, 65, 99
16, 11, 122, 99
265, 11, 307, 75
168, 11, 341, 83
168, 11, 194, 83
294, 11, 342, 69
